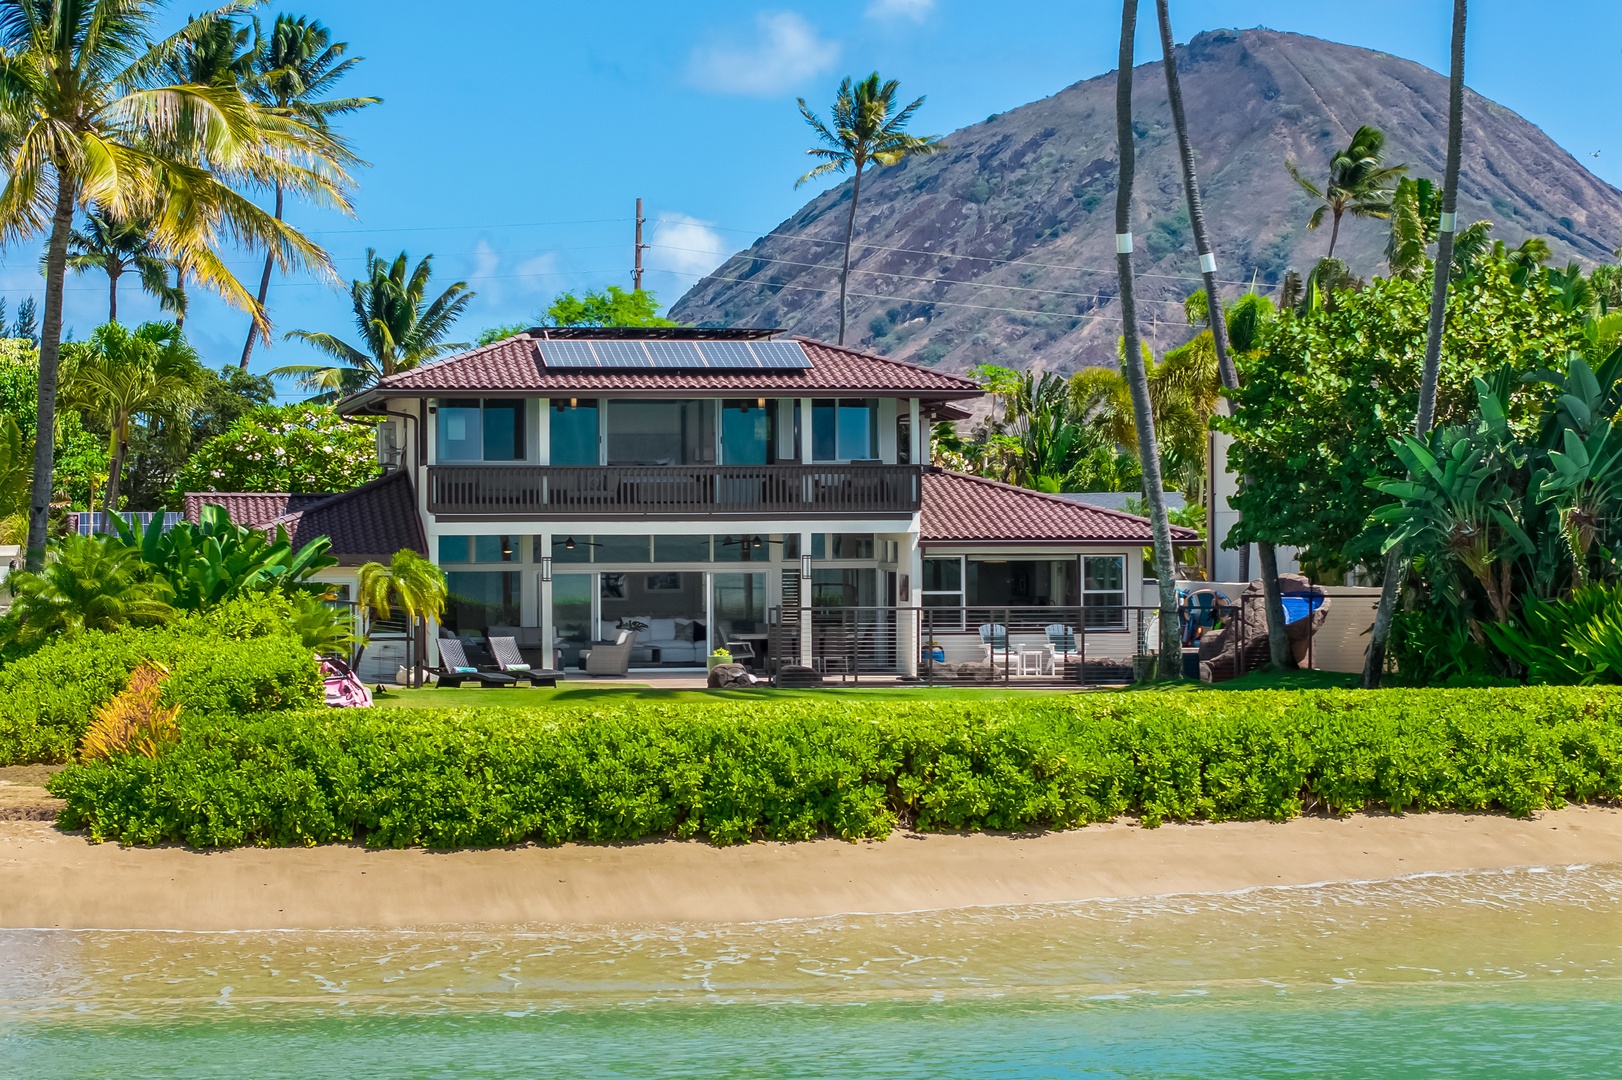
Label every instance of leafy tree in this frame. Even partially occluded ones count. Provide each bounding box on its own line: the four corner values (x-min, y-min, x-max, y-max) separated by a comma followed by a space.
1114, 0, 1180, 677
169, 404, 379, 502
1219, 256, 1589, 580
4, 534, 173, 646
239, 13, 378, 369
797, 73, 943, 345
61, 323, 208, 530
544, 286, 674, 329
0, 0, 337, 570
476, 322, 529, 345
357, 549, 446, 687
121, 365, 275, 511
1285, 125, 1408, 259
61, 209, 181, 324
276, 250, 473, 397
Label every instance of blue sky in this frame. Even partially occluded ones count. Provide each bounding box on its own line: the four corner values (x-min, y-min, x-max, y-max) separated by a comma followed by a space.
3, 0, 1619, 390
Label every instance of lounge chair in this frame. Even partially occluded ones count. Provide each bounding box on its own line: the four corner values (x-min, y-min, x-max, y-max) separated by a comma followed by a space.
486, 635, 562, 687
1045, 624, 1077, 656
434, 636, 516, 688
581, 630, 634, 677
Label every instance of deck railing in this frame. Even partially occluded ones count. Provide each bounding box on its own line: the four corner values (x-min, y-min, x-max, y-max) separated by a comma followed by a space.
426, 463, 921, 518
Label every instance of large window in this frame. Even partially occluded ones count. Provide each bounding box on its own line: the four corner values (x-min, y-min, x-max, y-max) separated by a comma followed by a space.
552, 573, 594, 668
443, 571, 521, 634
921, 555, 964, 630
438, 535, 520, 563
967, 559, 1080, 608
1082, 555, 1126, 628
811, 399, 879, 461
720, 400, 775, 465
606, 399, 715, 465
438, 399, 524, 462
549, 400, 599, 465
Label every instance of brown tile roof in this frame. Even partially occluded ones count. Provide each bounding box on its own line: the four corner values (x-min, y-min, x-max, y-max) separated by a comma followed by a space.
920, 469, 1201, 545
182, 492, 328, 526
186, 471, 427, 566
338, 334, 981, 403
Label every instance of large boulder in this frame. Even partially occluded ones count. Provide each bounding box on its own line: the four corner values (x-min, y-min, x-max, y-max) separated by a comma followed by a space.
1199, 576, 1330, 681
707, 663, 756, 689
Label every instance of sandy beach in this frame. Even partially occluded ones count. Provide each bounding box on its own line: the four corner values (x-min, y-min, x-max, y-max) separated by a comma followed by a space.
3, 801, 1620, 930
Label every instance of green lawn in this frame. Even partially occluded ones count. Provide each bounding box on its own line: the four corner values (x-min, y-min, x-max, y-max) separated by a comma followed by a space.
367, 669, 1359, 709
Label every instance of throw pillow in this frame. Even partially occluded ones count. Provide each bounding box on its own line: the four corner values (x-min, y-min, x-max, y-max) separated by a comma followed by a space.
504, 664, 531, 673
453, 666, 477, 674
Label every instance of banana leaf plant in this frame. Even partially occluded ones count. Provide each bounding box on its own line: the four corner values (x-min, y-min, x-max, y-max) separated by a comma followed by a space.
114, 504, 338, 611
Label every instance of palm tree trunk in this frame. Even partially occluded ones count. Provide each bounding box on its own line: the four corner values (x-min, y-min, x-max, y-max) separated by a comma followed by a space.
107, 267, 118, 324
1327, 210, 1342, 260
240, 180, 283, 369
838, 162, 864, 346
1365, 0, 1466, 689
174, 265, 187, 331
101, 431, 127, 537
1153, 0, 1294, 667
1115, 0, 1182, 679
26, 174, 77, 571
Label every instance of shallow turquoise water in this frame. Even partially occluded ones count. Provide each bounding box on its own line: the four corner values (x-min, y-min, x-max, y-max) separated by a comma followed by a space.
5, 866, 1622, 1078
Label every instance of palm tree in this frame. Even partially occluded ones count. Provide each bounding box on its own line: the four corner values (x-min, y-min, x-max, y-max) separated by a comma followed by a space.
1365, 0, 1468, 689
5, 533, 173, 645
357, 549, 447, 688
239, 14, 377, 370
796, 73, 943, 345
1286, 125, 1408, 259
61, 322, 206, 533
62, 209, 182, 324
1113, 0, 1182, 680
0, 0, 337, 571
1155, 0, 1292, 666
274, 250, 474, 397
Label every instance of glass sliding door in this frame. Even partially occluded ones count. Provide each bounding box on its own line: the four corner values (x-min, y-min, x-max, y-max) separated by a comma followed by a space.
552, 573, 594, 669
606, 400, 715, 465
712, 572, 767, 660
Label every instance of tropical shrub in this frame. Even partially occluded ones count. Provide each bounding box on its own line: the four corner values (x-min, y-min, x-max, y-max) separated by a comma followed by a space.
169, 404, 379, 500
1485, 583, 1622, 685
0, 595, 321, 765
46, 687, 1622, 848
78, 663, 181, 763
2, 533, 173, 646
116, 504, 338, 610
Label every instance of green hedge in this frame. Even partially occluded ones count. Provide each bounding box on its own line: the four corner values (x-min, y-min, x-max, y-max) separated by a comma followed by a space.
0, 596, 321, 765
48, 688, 1622, 848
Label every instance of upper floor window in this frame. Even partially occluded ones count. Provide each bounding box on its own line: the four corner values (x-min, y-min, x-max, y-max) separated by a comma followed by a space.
550, 399, 599, 465
606, 399, 714, 466
438, 399, 524, 462
811, 399, 879, 461
720, 399, 776, 465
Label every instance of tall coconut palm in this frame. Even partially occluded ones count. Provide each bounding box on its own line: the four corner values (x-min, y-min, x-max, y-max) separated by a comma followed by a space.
357, 549, 447, 688
61, 322, 206, 533
239, 14, 377, 369
274, 249, 474, 397
1155, 0, 1292, 666
1286, 125, 1408, 259
0, 0, 338, 571
62, 209, 182, 323
796, 73, 943, 345
1113, 0, 1181, 679
1365, 0, 1469, 689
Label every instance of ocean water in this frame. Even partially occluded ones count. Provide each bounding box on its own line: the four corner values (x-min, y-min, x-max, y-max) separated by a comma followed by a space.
4, 865, 1622, 1078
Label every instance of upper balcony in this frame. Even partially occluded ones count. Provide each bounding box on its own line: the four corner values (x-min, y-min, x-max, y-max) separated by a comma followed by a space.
426, 463, 923, 520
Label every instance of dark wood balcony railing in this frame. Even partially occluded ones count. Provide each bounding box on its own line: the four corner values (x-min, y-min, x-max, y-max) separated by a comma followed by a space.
427, 463, 922, 519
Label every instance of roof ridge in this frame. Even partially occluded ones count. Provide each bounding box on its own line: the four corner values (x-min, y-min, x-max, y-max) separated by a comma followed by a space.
793, 337, 980, 390
930, 468, 1196, 535
371, 335, 536, 390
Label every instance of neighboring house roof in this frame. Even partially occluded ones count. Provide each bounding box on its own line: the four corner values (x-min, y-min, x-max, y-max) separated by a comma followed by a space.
335, 334, 981, 409
185, 470, 427, 566
182, 492, 327, 525
1054, 491, 1187, 513
920, 469, 1200, 546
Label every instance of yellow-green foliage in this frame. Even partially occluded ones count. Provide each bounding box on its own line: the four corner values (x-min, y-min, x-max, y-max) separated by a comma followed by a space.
78, 663, 180, 762
48, 687, 1622, 849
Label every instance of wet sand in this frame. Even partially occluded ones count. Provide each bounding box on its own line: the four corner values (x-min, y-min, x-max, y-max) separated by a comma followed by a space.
4, 806, 1622, 930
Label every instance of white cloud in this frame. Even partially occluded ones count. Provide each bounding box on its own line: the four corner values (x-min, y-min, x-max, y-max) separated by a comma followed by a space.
685, 12, 839, 96
646, 213, 734, 281
865, 0, 934, 21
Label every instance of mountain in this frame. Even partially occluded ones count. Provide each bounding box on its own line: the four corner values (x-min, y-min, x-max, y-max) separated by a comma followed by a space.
670, 28, 1622, 375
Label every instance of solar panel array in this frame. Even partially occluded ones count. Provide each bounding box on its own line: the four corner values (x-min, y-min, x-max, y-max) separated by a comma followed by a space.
537, 338, 810, 370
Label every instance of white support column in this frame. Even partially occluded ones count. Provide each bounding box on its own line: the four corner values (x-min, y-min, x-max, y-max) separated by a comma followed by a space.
909, 398, 922, 464
538, 532, 554, 666
902, 533, 923, 679
799, 397, 814, 462
799, 529, 814, 668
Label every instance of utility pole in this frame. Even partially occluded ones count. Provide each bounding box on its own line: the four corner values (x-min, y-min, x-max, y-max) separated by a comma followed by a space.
633, 198, 647, 292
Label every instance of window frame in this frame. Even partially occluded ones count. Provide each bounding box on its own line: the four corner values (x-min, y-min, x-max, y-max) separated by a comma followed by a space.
1081, 554, 1128, 630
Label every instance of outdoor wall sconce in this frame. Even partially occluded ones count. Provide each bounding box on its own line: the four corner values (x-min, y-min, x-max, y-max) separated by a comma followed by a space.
800, 554, 813, 581
541, 556, 552, 583
756, 397, 766, 409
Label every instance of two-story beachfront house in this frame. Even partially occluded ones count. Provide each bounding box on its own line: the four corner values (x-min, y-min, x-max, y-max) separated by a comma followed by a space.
193, 327, 1196, 681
